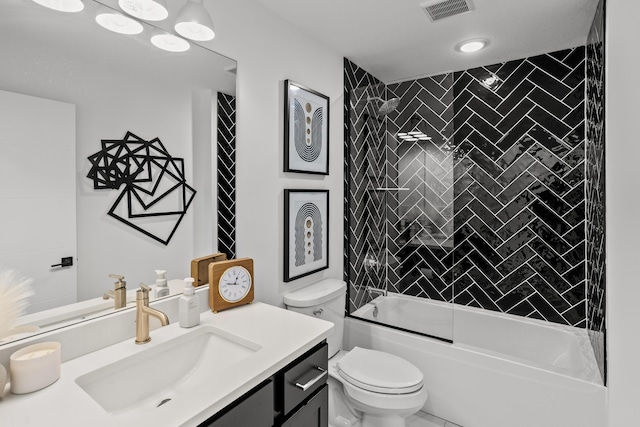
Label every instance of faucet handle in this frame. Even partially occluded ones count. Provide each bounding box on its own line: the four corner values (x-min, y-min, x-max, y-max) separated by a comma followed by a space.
109, 274, 126, 288
138, 283, 151, 293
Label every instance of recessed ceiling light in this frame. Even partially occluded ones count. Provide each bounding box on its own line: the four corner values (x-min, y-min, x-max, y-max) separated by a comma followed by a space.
31, 0, 84, 13
96, 11, 144, 35
455, 39, 488, 53
151, 33, 190, 52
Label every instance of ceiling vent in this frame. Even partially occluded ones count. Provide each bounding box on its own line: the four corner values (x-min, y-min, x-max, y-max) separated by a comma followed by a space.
421, 0, 474, 21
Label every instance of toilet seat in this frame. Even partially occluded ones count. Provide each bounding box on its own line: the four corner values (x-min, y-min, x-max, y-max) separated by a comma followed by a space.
337, 347, 423, 394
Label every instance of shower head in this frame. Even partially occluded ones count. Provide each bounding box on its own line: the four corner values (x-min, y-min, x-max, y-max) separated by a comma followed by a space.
367, 96, 401, 116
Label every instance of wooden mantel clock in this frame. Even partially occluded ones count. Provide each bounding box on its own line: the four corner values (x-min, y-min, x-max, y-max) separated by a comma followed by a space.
208, 257, 254, 313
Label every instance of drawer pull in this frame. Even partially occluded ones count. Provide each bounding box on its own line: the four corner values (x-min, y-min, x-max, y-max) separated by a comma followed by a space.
294, 367, 327, 391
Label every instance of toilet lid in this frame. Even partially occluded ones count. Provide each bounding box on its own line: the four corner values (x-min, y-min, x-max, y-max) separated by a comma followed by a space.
337, 347, 424, 394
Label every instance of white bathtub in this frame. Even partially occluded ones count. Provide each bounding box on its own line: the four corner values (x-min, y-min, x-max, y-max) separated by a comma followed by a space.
349, 293, 606, 427
357, 293, 455, 340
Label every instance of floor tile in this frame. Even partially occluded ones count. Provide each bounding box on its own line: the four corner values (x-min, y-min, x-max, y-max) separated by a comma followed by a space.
408, 410, 447, 427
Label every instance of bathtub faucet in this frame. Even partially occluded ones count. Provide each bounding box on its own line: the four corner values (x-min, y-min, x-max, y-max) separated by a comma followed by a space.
365, 286, 386, 319
366, 286, 387, 299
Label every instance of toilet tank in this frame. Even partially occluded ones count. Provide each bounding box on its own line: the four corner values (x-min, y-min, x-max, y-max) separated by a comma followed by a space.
283, 279, 346, 357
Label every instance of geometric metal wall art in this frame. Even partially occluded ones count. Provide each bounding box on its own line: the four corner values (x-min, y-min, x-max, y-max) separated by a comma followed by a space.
87, 131, 196, 245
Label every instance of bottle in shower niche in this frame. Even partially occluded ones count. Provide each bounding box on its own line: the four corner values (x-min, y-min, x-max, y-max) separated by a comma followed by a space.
179, 277, 200, 328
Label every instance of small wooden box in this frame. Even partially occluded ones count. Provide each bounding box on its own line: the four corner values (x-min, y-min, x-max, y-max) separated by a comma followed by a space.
190, 253, 227, 287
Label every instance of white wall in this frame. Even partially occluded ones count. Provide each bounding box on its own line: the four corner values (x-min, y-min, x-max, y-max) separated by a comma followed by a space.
210, 2, 345, 307
606, 1, 640, 425
0, 90, 77, 313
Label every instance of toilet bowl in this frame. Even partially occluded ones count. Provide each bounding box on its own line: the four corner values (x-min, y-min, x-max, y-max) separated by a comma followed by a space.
284, 279, 428, 427
329, 348, 428, 427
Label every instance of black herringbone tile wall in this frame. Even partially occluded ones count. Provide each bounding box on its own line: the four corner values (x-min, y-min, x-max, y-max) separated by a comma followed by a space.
217, 92, 236, 259
345, 46, 594, 330
385, 76, 455, 302
344, 58, 387, 312
451, 47, 587, 327
586, 0, 606, 383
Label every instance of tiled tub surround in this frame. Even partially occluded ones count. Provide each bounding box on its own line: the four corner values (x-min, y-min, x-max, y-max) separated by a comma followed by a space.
390, 46, 588, 326
454, 48, 586, 326
343, 57, 386, 311
345, 45, 605, 332
585, 0, 606, 384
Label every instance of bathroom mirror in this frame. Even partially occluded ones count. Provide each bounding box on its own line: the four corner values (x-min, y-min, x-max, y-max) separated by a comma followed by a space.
0, 0, 236, 344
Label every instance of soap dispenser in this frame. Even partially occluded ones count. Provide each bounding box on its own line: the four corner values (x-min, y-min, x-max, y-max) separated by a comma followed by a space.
155, 270, 169, 298
179, 278, 199, 328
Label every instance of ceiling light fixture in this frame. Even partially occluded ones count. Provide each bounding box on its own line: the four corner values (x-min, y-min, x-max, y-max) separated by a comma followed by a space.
119, 0, 168, 21
455, 39, 488, 53
151, 33, 190, 52
96, 10, 144, 35
31, 0, 84, 13
174, 0, 215, 41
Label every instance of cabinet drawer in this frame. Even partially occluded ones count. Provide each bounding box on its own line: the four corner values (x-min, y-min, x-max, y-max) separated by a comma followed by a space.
200, 380, 274, 427
283, 342, 328, 415
282, 385, 328, 427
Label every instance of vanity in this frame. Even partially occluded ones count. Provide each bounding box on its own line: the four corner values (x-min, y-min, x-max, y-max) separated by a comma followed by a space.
0, 299, 334, 426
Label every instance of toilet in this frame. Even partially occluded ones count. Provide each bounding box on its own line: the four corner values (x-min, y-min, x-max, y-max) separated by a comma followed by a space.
284, 279, 428, 427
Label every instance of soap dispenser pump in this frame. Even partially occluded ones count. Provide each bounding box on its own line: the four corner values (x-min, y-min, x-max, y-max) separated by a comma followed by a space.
155, 270, 169, 298
179, 277, 199, 328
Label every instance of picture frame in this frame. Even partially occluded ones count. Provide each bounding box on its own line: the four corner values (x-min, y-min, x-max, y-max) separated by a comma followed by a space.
284, 80, 330, 175
284, 189, 329, 282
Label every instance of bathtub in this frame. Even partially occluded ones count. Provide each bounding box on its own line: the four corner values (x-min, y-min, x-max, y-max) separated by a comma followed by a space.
348, 293, 606, 427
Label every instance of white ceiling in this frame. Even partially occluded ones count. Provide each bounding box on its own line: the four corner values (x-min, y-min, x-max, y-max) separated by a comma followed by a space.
253, 0, 600, 83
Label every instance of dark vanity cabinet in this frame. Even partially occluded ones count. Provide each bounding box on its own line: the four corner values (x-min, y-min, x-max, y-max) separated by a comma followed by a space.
199, 341, 328, 427
278, 341, 328, 427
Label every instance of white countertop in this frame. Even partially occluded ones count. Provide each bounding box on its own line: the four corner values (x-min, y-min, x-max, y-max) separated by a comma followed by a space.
0, 302, 334, 426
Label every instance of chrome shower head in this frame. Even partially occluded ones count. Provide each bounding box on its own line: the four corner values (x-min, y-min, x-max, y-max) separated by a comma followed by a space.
367, 96, 401, 117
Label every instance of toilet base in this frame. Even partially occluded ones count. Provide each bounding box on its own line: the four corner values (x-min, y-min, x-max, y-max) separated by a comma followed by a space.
361, 413, 407, 427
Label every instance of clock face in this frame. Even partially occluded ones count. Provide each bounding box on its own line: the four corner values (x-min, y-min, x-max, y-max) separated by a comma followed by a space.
219, 266, 252, 303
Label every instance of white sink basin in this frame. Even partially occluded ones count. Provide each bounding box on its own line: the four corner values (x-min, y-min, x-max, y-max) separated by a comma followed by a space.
75, 324, 261, 423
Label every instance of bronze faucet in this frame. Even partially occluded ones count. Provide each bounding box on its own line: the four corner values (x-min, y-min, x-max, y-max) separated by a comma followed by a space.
103, 274, 127, 309
135, 284, 169, 344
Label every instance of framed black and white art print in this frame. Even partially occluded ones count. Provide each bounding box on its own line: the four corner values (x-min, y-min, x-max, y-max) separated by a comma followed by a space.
284, 189, 329, 282
284, 80, 329, 175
